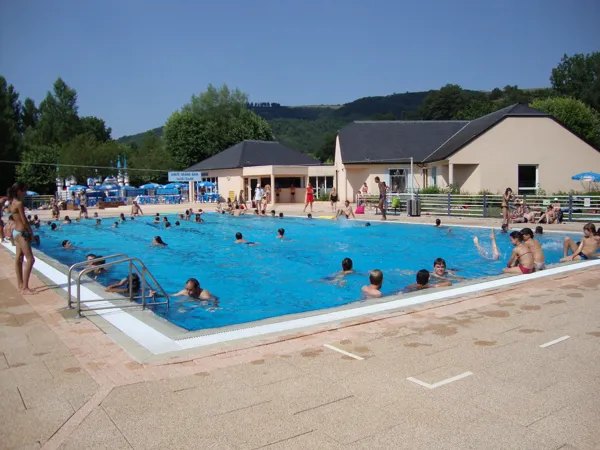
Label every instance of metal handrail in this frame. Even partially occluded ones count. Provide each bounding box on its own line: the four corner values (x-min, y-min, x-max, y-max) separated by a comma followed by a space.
68, 254, 127, 308
72, 256, 170, 317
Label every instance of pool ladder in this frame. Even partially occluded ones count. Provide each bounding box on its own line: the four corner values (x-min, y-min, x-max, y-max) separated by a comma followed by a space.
67, 254, 170, 317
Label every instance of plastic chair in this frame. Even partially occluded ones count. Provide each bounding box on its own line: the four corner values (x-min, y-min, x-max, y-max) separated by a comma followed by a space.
390, 197, 402, 215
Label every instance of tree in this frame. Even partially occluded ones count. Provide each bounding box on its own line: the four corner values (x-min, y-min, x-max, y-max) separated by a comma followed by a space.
530, 97, 600, 147
454, 100, 499, 120
550, 52, 600, 112
21, 98, 39, 130
15, 144, 59, 193
419, 84, 470, 120
79, 116, 112, 142
373, 112, 396, 120
164, 84, 274, 168
128, 131, 175, 185
313, 131, 336, 163
34, 78, 80, 145
0, 76, 22, 188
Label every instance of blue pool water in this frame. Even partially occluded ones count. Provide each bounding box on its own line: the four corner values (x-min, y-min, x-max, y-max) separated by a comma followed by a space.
34, 214, 570, 331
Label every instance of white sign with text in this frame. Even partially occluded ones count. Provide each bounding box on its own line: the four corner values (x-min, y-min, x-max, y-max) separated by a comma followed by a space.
168, 172, 202, 182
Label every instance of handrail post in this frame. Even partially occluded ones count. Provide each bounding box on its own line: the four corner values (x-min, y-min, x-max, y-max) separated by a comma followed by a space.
76, 277, 82, 317
128, 261, 133, 300
142, 267, 147, 310
483, 194, 487, 218
447, 193, 451, 216
568, 194, 573, 222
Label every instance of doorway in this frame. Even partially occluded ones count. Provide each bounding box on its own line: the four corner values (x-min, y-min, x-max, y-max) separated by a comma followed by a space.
518, 165, 538, 196
248, 178, 260, 204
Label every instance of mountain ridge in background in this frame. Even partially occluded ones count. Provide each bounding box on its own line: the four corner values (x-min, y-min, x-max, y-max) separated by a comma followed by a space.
117, 88, 550, 155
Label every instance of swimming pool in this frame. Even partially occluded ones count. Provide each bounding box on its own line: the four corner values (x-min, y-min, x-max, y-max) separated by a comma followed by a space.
34, 214, 569, 331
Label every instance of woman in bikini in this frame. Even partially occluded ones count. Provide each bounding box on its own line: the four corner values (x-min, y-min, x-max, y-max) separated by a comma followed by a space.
303, 183, 314, 213
503, 231, 535, 274
501, 188, 512, 225
238, 190, 247, 209
329, 187, 338, 212
7, 182, 37, 294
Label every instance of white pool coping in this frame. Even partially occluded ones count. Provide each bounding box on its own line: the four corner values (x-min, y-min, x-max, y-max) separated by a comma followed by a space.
4, 240, 600, 355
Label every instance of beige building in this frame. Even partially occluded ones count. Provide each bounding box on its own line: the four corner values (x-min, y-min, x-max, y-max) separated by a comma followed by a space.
335, 104, 600, 200
185, 140, 335, 204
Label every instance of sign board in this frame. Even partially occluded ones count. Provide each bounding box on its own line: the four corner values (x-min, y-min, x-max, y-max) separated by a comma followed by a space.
168, 172, 202, 182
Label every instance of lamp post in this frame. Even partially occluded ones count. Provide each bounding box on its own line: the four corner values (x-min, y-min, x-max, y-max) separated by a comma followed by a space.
55, 167, 63, 200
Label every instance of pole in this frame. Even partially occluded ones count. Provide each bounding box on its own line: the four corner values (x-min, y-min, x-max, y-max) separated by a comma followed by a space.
410, 157, 415, 200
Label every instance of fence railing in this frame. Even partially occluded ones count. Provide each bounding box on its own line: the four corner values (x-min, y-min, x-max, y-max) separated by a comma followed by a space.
355, 193, 600, 223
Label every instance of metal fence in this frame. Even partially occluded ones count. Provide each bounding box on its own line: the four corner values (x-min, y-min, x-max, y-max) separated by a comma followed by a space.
374, 193, 600, 223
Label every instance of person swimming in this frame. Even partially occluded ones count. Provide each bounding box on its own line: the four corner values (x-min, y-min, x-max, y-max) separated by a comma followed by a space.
62, 240, 73, 249
152, 277, 215, 302
404, 269, 451, 293
430, 257, 464, 280
277, 228, 285, 239
112, 222, 118, 228
119, 213, 126, 223
434, 218, 442, 227
152, 236, 167, 246
234, 232, 258, 245
95, 219, 101, 226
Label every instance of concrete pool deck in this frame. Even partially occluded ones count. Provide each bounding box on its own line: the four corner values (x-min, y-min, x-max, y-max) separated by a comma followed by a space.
1, 240, 600, 448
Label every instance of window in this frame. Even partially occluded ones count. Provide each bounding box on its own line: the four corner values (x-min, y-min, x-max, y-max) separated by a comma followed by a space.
518, 165, 538, 195
274, 177, 303, 188
389, 169, 406, 193
431, 167, 437, 187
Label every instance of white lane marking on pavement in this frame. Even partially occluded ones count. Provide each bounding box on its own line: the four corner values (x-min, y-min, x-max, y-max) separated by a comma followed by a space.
407, 371, 473, 389
539, 335, 571, 348
323, 344, 364, 360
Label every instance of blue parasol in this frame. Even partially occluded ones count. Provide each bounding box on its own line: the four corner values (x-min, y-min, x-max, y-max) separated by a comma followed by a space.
139, 183, 162, 189
68, 185, 88, 191
97, 184, 119, 191
571, 172, 600, 182
198, 181, 215, 188
26, 191, 39, 196
163, 182, 185, 189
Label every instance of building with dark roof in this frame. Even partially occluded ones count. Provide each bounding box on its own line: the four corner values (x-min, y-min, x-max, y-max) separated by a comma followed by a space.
185, 140, 335, 204
335, 104, 600, 200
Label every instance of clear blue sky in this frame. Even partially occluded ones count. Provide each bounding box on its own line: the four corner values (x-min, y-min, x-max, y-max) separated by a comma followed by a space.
1, 0, 598, 138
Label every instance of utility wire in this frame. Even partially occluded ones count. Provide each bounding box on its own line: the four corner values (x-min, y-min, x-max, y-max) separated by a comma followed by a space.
0, 160, 173, 172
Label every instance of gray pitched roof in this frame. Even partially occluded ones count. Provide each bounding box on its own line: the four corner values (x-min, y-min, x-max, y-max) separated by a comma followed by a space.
185, 140, 320, 171
338, 104, 550, 164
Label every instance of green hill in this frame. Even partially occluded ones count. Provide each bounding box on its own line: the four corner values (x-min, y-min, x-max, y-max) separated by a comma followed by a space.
117, 91, 432, 153
117, 87, 553, 156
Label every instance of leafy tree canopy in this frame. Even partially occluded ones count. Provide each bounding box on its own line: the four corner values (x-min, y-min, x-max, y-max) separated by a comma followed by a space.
530, 97, 600, 147
164, 84, 273, 168
0, 76, 23, 187
550, 52, 600, 112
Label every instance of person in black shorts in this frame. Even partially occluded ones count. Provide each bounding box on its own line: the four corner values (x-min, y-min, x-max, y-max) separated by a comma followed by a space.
329, 187, 339, 212
79, 192, 88, 219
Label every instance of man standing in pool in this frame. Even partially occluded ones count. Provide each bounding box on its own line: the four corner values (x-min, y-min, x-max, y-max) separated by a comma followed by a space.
152, 278, 216, 302
361, 269, 384, 298
375, 177, 387, 220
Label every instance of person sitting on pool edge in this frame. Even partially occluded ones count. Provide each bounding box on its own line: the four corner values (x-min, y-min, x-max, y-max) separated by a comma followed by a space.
361, 269, 383, 298
503, 231, 535, 274
151, 236, 167, 246
234, 232, 258, 245
106, 273, 141, 294
404, 270, 451, 293
521, 227, 545, 271
430, 257, 464, 280
335, 200, 355, 220
561, 223, 599, 262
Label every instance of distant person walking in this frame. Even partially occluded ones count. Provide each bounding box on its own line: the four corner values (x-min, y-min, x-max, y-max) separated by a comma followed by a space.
303, 182, 315, 213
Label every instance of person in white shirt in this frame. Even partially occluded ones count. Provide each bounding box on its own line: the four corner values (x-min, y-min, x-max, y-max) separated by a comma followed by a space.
254, 185, 264, 210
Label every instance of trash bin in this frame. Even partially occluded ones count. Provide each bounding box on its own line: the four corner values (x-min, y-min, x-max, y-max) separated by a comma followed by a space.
408, 199, 421, 217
